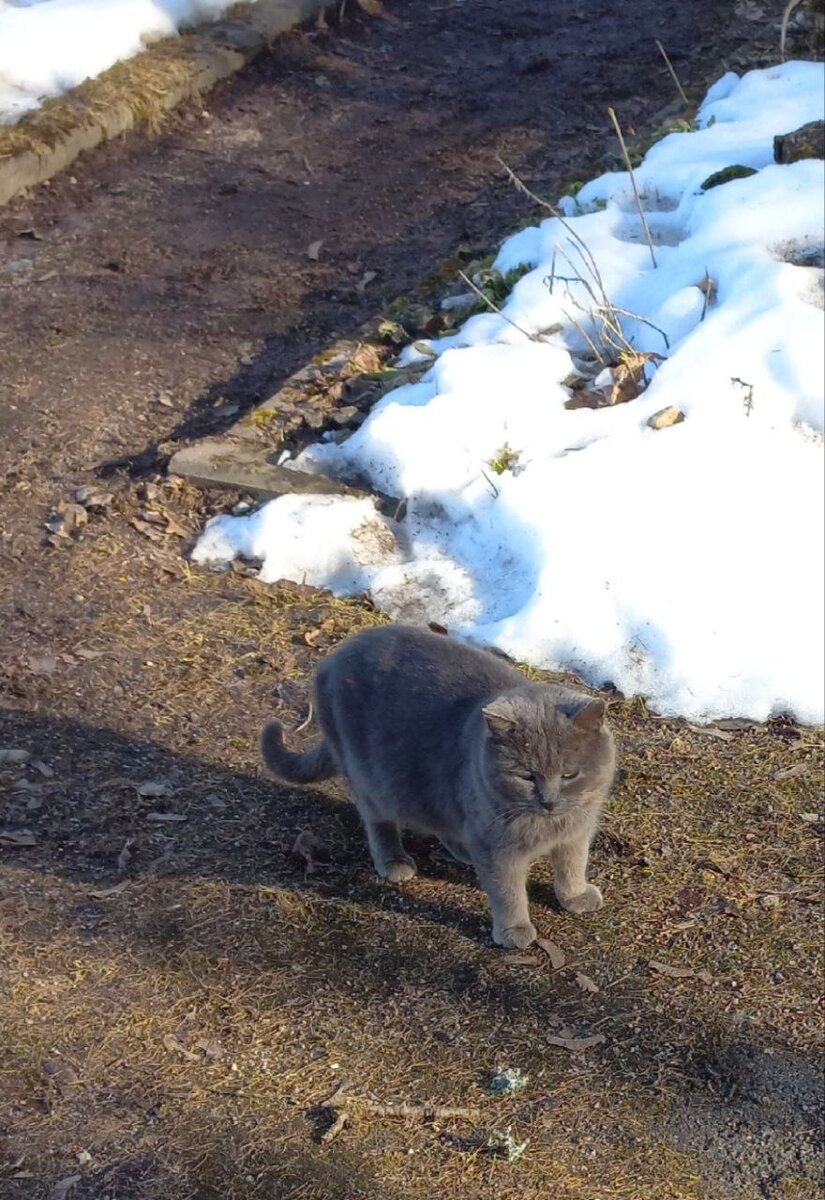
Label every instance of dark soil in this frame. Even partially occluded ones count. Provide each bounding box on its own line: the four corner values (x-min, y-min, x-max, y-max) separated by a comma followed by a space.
0, 3, 821, 1199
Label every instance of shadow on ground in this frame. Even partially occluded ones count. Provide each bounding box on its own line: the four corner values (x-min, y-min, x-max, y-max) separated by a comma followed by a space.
1, 706, 822, 1200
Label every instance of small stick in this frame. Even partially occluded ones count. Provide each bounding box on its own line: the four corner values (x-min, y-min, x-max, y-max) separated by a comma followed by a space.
655, 40, 689, 106
560, 306, 607, 366
457, 269, 538, 343
592, 304, 670, 351
780, 0, 804, 61
480, 468, 500, 499
607, 108, 657, 269
293, 703, 314, 734
496, 156, 608, 298
320, 1110, 349, 1143
322, 1095, 479, 1121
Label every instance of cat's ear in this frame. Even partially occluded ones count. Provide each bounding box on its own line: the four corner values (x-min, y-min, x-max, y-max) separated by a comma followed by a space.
569, 697, 606, 732
482, 698, 518, 740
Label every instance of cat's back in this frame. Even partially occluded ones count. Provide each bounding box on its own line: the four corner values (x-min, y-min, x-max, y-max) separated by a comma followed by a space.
317, 624, 522, 710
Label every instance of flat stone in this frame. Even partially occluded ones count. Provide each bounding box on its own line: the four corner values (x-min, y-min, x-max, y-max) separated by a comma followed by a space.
647, 405, 685, 430
168, 439, 365, 501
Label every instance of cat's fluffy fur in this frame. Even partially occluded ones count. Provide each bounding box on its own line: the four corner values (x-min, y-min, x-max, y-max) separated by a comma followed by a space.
262, 624, 615, 948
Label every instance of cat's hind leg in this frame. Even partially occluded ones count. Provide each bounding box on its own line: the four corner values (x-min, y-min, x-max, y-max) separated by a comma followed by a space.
438, 837, 472, 866
364, 818, 417, 883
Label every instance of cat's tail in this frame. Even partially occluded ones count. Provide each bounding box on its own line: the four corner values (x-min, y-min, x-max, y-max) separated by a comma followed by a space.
260, 720, 339, 785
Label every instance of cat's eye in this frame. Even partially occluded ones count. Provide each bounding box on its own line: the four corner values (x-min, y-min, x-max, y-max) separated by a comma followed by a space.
561, 770, 580, 781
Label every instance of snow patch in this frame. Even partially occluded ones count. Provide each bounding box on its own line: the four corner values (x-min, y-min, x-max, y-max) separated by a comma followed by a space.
0, 0, 248, 124
194, 63, 825, 725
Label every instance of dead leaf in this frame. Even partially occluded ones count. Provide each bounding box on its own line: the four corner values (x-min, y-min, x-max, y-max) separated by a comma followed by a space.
117, 838, 134, 874
502, 954, 540, 967
145, 812, 187, 823
0, 748, 30, 765
428, 622, 448, 636
304, 618, 335, 647
546, 1033, 606, 1052
162, 1033, 199, 1062
735, 0, 765, 19
687, 724, 734, 741
52, 1176, 82, 1200
74, 485, 113, 510
0, 829, 37, 847
292, 829, 330, 873
774, 763, 810, 781
356, 270, 377, 295
45, 501, 87, 540
163, 512, 189, 538
610, 351, 657, 405
88, 881, 130, 899
130, 517, 164, 543
74, 647, 105, 660
694, 858, 731, 879
695, 969, 713, 984
649, 960, 695, 979
196, 1037, 225, 1060
564, 388, 609, 411
574, 972, 599, 994
307, 239, 324, 261
28, 654, 58, 676
42, 1059, 79, 1097
31, 759, 55, 779
136, 780, 173, 799
565, 352, 661, 411
535, 938, 566, 970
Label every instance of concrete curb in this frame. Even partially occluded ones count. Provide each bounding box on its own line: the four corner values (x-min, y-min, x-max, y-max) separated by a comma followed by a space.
168, 314, 407, 513
0, 0, 329, 206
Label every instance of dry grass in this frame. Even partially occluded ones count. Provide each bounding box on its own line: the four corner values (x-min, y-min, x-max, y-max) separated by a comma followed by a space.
0, 504, 822, 1199
0, 30, 235, 163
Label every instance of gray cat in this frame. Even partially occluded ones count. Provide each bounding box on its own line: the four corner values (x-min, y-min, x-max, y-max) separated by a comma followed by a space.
261, 624, 615, 948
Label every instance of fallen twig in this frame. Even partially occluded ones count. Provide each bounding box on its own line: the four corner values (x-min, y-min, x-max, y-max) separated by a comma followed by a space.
320, 1093, 479, 1121
457, 269, 538, 343
320, 1109, 349, 1143
608, 107, 657, 269
780, 0, 804, 61
655, 39, 689, 106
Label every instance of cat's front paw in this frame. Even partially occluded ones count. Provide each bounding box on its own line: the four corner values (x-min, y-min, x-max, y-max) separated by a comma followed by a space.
381, 858, 417, 883
557, 884, 603, 915
493, 921, 538, 949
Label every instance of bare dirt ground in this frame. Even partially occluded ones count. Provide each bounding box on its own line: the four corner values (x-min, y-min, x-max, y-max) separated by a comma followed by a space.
0, 2, 822, 1198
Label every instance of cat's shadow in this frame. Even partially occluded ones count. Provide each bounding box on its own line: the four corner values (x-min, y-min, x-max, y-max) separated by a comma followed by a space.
286, 791, 565, 946
2, 705, 571, 975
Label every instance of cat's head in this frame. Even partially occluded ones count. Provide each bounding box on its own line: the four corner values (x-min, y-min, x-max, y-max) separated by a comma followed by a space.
481, 686, 614, 817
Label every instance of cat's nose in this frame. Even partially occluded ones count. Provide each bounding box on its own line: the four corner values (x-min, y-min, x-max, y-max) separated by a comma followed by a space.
537, 780, 560, 811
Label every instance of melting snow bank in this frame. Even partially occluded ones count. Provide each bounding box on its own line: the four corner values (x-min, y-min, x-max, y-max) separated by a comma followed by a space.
194, 62, 825, 725
0, 0, 249, 124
